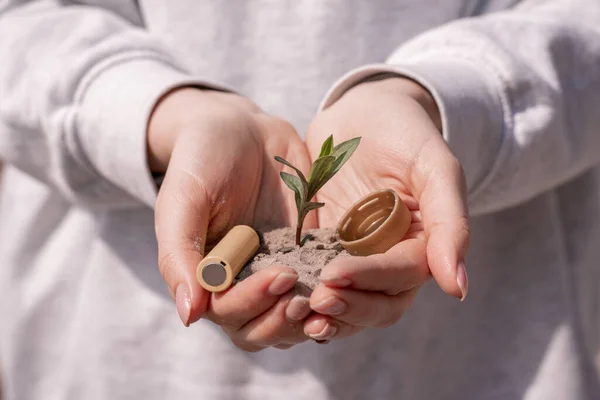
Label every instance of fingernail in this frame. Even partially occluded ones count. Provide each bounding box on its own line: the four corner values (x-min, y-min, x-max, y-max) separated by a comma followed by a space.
457, 262, 468, 301
305, 321, 338, 340
268, 272, 298, 296
312, 296, 347, 315
286, 296, 311, 321
175, 283, 191, 327
319, 275, 352, 288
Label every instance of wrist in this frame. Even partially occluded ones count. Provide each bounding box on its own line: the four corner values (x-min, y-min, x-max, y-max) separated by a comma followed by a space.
350, 77, 442, 132
147, 87, 261, 173
147, 87, 201, 173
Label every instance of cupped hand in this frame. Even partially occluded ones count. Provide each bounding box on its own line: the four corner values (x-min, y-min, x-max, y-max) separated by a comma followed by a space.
149, 88, 314, 349
303, 77, 471, 341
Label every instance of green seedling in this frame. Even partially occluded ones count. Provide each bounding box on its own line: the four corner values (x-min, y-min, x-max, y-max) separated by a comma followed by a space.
275, 135, 361, 246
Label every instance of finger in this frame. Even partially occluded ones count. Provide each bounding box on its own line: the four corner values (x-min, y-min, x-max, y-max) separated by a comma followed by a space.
310, 286, 419, 328
231, 292, 309, 348
318, 238, 430, 295
405, 222, 425, 240
155, 154, 212, 327
410, 210, 422, 221
411, 137, 471, 300
285, 295, 312, 322
205, 267, 299, 331
302, 314, 364, 341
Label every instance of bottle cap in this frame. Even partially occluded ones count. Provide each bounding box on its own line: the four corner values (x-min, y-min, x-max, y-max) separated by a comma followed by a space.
337, 189, 411, 256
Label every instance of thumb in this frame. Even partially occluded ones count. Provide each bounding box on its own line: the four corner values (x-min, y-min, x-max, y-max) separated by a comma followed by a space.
154, 159, 212, 326
414, 140, 471, 300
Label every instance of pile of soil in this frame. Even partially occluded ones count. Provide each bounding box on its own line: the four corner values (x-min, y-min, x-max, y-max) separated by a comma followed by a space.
236, 227, 349, 296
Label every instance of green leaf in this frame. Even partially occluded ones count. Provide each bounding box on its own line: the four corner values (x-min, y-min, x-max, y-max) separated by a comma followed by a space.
274, 156, 307, 182
299, 234, 314, 247
304, 201, 325, 211
308, 155, 336, 182
298, 201, 325, 226
274, 156, 308, 198
307, 137, 361, 199
330, 137, 361, 174
279, 171, 304, 212
307, 155, 335, 199
318, 135, 334, 158
325, 150, 348, 179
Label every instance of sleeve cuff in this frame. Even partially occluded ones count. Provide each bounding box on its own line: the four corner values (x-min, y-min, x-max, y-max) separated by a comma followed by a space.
75, 54, 231, 209
320, 60, 507, 196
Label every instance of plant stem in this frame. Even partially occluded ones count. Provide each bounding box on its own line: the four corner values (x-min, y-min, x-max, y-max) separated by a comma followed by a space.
295, 225, 302, 247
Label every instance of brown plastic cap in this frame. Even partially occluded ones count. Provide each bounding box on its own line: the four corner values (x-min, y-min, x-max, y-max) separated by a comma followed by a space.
196, 225, 260, 292
337, 189, 411, 256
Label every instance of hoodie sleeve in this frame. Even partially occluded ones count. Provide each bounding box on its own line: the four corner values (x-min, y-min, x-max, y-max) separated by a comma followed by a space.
321, 0, 600, 216
0, 0, 226, 210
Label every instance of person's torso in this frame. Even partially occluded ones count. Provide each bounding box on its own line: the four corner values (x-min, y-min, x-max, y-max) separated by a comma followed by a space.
3, 1, 600, 399
138, 0, 520, 132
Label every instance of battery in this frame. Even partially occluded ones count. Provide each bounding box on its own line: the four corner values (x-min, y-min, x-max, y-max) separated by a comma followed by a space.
196, 225, 260, 292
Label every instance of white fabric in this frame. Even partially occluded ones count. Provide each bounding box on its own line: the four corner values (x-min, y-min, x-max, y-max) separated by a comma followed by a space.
1, 1, 600, 399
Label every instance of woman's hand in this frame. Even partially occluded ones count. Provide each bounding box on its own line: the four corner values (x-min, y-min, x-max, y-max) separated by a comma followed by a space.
149, 88, 315, 350
303, 78, 471, 341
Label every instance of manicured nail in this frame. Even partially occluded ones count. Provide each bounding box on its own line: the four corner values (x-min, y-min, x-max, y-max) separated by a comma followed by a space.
305, 321, 338, 340
286, 296, 311, 321
175, 283, 191, 327
268, 272, 298, 296
457, 262, 468, 301
312, 296, 347, 315
319, 275, 352, 288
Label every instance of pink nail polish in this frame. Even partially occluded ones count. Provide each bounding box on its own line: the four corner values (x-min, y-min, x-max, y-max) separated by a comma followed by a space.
175, 284, 192, 326
312, 296, 347, 315
307, 323, 338, 340
268, 272, 298, 296
319, 276, 352, 288
457, 262, 468, 301
286, 296, 311, 321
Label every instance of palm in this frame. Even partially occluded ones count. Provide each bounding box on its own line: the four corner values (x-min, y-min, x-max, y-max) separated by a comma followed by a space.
306, 130, 423, 240
302, 78, 470, 302
303, 83, 445, 242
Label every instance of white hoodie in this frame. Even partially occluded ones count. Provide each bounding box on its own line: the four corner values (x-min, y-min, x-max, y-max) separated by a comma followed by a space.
1, 0, 600, 399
